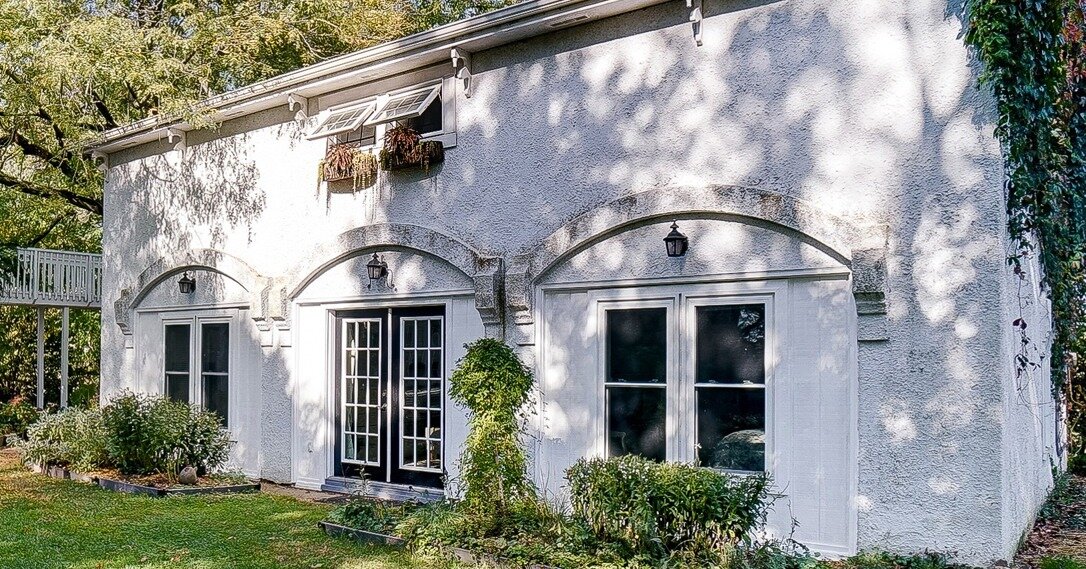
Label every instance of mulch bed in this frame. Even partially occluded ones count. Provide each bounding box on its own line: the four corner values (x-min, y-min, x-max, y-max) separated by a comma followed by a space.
1016, 474, 1086, 567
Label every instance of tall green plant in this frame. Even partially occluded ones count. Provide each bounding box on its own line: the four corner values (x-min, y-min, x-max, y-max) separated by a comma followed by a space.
964, 0, 1086, 395
448, 338, 535, 517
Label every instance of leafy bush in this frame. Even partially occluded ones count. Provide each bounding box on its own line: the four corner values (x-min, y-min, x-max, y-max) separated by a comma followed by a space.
101, 392, 229, 476
327, 495, 420, 534
0, 397, 40, 437
18, 407, 108, 471
834, 550, 965, 569
1040, 556, 1086, 569
1069, 453, 1086, 476
448, 338, 535, 520
566, 455, 773, 558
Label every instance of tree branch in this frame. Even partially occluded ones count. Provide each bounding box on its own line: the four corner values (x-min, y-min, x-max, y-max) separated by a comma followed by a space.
0, 172, 102, 216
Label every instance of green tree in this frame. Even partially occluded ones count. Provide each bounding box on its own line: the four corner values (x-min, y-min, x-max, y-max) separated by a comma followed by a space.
0, 0, 512, 404
0, 0, 509, 216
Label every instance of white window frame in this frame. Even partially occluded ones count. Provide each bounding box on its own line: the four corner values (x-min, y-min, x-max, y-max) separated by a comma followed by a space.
158, 315, 233, 428
397, 315, 445, 474
306, 99, 377, 141
313, 76, 458, 152
163, 319, 194, 404
681, 293, 774, 472
587, 284, 779, 473
340, 318, 384, 467
364, 83, 442, 129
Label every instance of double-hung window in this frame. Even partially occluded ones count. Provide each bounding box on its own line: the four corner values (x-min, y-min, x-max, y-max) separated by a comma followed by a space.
162, 319, 231, 427
600, 293, 771, 473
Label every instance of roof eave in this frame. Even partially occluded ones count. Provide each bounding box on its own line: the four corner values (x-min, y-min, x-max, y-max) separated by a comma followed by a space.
87, 0, 668, 155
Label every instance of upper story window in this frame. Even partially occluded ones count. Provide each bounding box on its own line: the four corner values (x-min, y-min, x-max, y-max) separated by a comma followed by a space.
365, 84, 442, 133
308, 80, 453, 147
306, 100, 376, 141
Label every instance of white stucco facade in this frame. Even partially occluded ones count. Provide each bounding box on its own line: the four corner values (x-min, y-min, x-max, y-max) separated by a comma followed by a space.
94, 0, 1063, 563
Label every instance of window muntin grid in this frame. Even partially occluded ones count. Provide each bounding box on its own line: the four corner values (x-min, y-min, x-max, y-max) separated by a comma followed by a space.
364, 85, 441, 127
342, 318, 383, 466
307, 102, 375, 140
399, 316, 443, 472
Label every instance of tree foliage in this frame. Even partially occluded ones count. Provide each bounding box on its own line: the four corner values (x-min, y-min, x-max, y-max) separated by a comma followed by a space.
0, 0, 511, 217
0, 0, 512, 405
964, 0, 1086, 454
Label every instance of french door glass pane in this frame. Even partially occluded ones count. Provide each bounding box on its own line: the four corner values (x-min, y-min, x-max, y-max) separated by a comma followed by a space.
695, 303, 766, 472
695, 305, 765, 385
201, 323, 229, 426
606, 386, 666, 461
344, 320, 381, 466
401, 317, 442, 471
606, 308, 667, 383
164, 324, 190, 403
696, 387, 765, 471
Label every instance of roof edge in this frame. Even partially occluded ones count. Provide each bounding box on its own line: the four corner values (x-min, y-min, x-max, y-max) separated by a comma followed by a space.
86, 0, 665, 154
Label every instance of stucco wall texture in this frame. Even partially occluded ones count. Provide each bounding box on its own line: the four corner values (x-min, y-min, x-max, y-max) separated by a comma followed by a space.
99, 0, 1057, 564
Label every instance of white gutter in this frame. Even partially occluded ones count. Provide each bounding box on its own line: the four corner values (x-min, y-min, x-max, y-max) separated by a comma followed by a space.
86, 0, 667, 154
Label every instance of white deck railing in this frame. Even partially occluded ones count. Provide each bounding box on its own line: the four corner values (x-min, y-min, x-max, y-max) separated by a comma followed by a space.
0, 247, 102, 308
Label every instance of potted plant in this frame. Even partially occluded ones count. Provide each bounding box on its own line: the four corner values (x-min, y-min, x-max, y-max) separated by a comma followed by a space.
318, 143, 378, 189
378, 126, 444, 172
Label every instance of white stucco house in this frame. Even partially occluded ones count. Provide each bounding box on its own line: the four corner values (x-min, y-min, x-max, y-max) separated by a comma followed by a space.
88, 0, 1065, 563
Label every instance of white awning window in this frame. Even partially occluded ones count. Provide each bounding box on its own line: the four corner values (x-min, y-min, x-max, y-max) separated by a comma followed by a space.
364, 85, 441, 127
306, 102, 375, 140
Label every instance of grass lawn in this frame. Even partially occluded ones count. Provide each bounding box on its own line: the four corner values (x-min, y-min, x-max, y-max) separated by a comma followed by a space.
0, 448, 443, 569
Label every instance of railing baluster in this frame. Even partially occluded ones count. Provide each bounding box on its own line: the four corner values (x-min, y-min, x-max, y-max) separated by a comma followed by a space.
0, 248, 101, 308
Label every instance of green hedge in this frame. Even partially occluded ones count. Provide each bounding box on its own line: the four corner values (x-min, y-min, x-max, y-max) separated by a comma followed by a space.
0, 398, 39, 438
101, 392, 229, 475
566, 455, 772, 558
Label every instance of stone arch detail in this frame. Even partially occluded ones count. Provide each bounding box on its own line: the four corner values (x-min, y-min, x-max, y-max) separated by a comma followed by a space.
114, 248, 270, 336
282, 223, 502, 333
506, 185, 889, 341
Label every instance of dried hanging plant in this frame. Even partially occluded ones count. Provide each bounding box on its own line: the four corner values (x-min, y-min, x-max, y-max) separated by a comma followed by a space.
318, 143, 378, 189
379, 126, 444, 171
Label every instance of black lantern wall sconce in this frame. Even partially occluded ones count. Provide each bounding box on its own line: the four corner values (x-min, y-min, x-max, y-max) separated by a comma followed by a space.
664, 221, 689, 257
366, 252, 388, 284
178, 272, 197, 294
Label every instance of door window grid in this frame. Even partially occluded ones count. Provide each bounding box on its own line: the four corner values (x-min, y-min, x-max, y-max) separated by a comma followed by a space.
343, 319, 382, 466
400, 317, 443, 472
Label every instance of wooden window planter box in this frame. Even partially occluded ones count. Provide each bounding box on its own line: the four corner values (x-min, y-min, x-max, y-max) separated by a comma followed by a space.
378, 127, 444, 172
317, 521, 556, 569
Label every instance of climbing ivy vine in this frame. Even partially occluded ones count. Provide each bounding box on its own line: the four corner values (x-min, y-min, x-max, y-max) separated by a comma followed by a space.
965, 0, 1086, 387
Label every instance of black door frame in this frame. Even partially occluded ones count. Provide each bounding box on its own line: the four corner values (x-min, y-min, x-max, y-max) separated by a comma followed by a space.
332, 305, 445, 489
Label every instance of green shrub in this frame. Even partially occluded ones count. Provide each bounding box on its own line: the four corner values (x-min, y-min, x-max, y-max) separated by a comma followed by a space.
448, 338, 535, 520
1069, 453, 1086, 476
0, 397, 40, 438
836, 550, 964, 569
566, 455, 773, 558
18, 407, 108, 471
327, 495, 420, 534
1039, 556, 1086, 569
101, 392, 229, 476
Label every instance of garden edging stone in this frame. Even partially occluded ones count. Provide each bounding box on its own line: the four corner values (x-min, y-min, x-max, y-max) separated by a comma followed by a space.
317, 521, 557, 569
